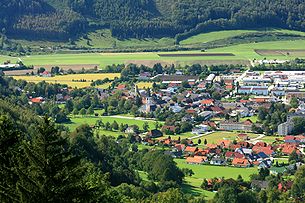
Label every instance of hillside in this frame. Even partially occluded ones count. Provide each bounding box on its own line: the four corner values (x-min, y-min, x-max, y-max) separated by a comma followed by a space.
1, 0, 305, 41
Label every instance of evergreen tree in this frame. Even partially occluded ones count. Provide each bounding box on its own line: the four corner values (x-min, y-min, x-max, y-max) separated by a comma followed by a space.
16, 117, 89, 202
0, 116, 21, 202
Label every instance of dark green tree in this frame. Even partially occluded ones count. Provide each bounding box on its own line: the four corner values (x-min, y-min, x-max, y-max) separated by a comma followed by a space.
16, 117, 89, 202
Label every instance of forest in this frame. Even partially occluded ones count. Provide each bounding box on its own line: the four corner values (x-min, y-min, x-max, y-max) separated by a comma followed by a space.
1, 0, 305, 40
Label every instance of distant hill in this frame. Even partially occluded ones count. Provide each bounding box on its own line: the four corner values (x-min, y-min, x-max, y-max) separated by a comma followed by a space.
1, 0, 305, 41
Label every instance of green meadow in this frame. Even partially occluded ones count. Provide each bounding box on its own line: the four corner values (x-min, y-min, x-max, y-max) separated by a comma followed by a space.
175, 159, 258, 181
180, 28, 305, 45
65, 115, 160, 132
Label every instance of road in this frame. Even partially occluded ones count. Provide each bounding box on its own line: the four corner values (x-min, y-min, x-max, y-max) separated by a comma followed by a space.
108, 115, 156, 121
248, 134, 266, 144
189, 131, 215, 140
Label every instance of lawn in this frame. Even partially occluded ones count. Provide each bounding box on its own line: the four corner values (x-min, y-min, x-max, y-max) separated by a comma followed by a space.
191, 131, 260, 145
260, 136, 283, 144
12, 73, 119, 88
65, 115, 160, 131
175, 159, 258, 181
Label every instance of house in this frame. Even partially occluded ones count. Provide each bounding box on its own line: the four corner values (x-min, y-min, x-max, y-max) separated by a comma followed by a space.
192, 124, 209, 135
232, 158, 251, 168
186, 156, 208, 164
278, 181, 293, 192
184, 146, 198, 155
252, 146, 274, 156
40, 70, 51, 77
30, 97, 45, 104
125, 126, 135, 134
161, 125, 178, 134
237, 133, 249, 141
219, 120, 253, 131
258, 160, 272, 169
146, 129, 163, 138
217, 140, 232, 148
117, 84, 126, 90
251, 180, 269, 190
174, 144, 186, 152
210, 157, 226, 165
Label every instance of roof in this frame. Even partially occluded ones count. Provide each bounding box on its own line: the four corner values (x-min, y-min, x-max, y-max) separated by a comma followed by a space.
252, 146, 274, 156
201, 99, 214, 105
186, 156, 208, 164
184, 146, 198, 153
30, 97, 44, 103
232, 158, 251, 166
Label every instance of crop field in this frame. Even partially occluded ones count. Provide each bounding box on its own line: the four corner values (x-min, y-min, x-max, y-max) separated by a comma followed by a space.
12, 73, 119, 88
255, 49, 305, 56
210, 39, 305, 60
136, 82, 154, 89
158, 53, 235, 57
2, 39, 304, 69
175, 159, 258, 181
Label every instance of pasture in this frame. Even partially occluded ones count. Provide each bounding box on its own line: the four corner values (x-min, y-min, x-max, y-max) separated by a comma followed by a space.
12, 73, 119, 88
65, 115, 159, 131
175, 159, 258, 181
180, 28, 305, 45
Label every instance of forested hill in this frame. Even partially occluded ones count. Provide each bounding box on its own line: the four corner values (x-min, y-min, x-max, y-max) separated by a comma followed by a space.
2, 0, 305, 40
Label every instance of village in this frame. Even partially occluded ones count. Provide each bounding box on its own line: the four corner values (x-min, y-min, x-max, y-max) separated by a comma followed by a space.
20, 63, 305, 178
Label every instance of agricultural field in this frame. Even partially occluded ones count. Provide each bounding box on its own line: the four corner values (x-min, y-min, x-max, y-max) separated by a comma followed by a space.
175, 159, 258, 181
12, 73, 119, 88
3, 28, 305, 70
2, 39, 305, 69
136, 82, 154, 89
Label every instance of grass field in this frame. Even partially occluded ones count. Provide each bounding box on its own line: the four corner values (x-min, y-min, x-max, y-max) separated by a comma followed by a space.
12, 73, 119, 88
65, 115, 160, 131
3, 39, 305, 68
3, 28, 305, 69
180, 28, 305, 45
191, 131, 260, 145
175, 159, 257, 181
76, 29, 175, 49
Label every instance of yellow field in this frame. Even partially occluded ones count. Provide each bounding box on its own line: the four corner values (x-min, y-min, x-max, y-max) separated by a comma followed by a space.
13, 73, 120, 88
136, 82, 154, 89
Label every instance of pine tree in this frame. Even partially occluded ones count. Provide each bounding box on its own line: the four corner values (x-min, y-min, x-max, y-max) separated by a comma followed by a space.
16, 117, 89, 202
0, 116, 21, 202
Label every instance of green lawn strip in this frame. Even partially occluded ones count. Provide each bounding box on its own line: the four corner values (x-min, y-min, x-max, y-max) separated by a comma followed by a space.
65, 115, 160, 131
175, 159, 258, 181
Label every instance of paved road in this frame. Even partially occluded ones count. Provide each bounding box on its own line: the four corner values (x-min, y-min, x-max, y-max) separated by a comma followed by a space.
189, 131, 215, 140
108, 115, 156, 121
248, 134, 266, 144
